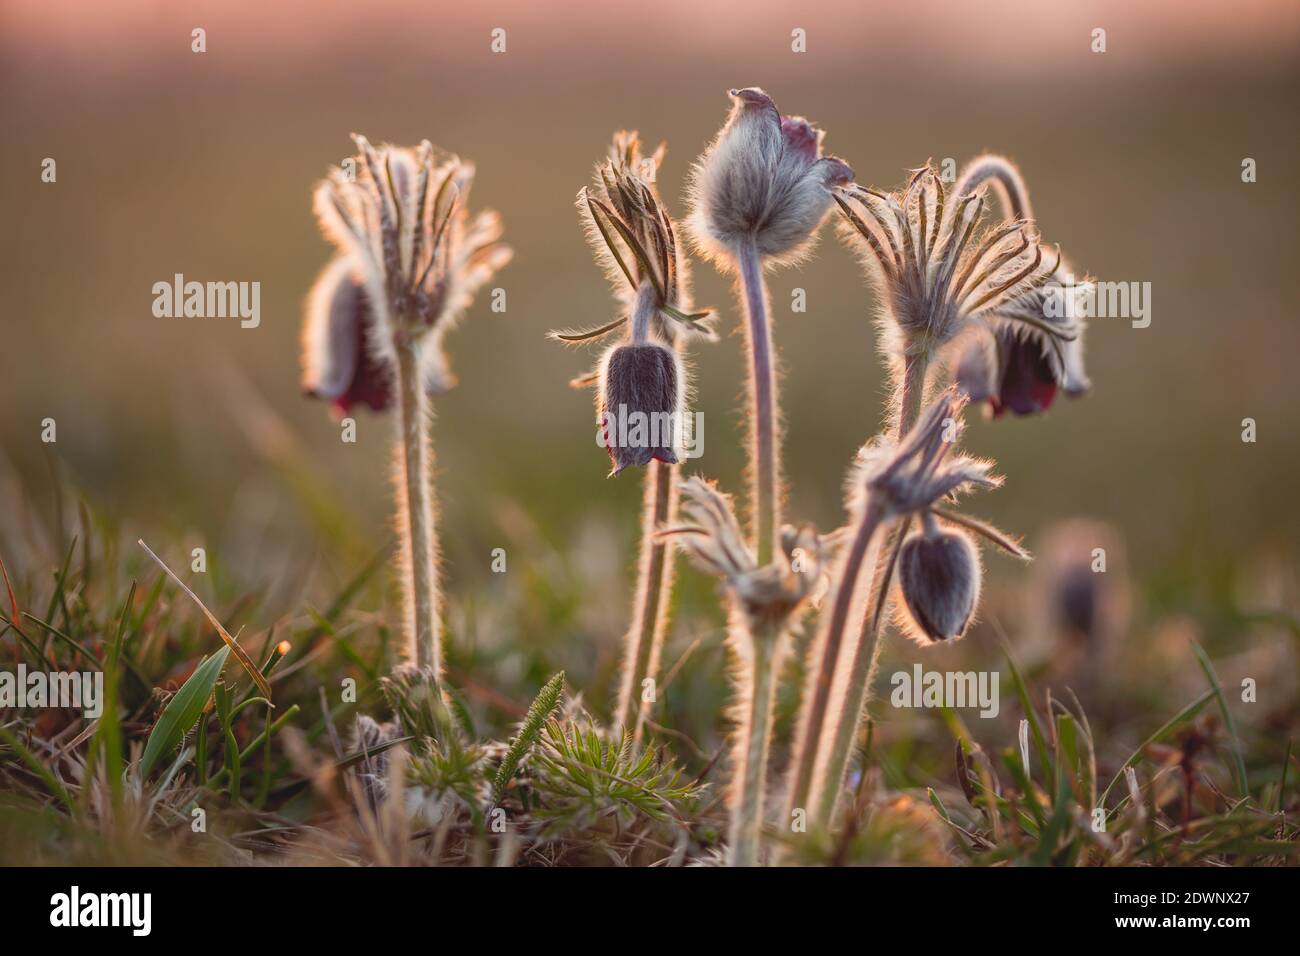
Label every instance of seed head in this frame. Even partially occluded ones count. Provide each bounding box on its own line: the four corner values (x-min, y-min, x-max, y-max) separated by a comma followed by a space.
896, 522, 982, 643
687, 87, 853, 269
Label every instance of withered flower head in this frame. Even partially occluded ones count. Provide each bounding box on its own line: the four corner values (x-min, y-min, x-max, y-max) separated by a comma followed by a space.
301, 135, 511, 413
666, 477, 829, 627
687, 87, 854, 269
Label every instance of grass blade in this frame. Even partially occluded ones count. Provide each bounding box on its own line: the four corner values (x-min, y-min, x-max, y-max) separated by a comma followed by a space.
1189, 638, 1248, 797
140, 645, 230, 777
137, 539, 271, 700
1099, 689, 1215, 806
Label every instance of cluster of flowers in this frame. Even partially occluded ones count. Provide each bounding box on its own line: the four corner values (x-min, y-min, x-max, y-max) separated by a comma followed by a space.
296, 87, 1092, 865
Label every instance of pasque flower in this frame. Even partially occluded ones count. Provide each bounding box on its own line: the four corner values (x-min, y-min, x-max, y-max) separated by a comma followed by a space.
550, 131, 711, 740
302, 256, 394, 415
833, 159, 1089, 436
896, 519, 981, 642
551, 131, 711, 475
301, 135, 510, 674
679, 88, 850, 866
953, 258, 1093, 416
688, 87, 854, 268
941, 155, 1092, 417
597, 332, 684, 475
303, 138, 511, 409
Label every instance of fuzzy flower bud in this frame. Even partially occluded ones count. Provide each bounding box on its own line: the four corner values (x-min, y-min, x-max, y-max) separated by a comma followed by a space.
897, 523, 982, 643
688, 87, 853, 268
597, 339, 684, 476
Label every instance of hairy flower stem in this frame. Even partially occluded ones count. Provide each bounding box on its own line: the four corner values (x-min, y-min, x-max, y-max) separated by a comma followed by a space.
730, 619, 780, 867
727, 235, 785, 866
395, 339, 440, 675
737, 235, 780, 567
897, 351, 931, 441
613, 458, 678, 739
812, 353, 931, 824
784, 500, 885, 824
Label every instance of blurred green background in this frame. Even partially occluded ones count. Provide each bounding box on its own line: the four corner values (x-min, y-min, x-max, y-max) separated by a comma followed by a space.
1, 0, 1297, 748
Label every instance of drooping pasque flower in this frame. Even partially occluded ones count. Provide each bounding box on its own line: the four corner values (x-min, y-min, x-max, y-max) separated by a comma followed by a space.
301, 135, 510, 674
301, 136, 512, 415
550, 131, 711, 475
835, 161, 1079, 395
934, 155, 1092, 417
896, 519, 982, 642
953, 256, 1093, 416
848, 388, 1029, 645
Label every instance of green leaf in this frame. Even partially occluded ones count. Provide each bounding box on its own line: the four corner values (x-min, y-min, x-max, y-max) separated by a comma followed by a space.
490, 671, 565, 807
140, 645, 230, 777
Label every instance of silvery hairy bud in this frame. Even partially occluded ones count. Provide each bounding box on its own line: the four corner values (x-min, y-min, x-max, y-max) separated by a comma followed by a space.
897, 521, 982, 643
688, 87, 853, 268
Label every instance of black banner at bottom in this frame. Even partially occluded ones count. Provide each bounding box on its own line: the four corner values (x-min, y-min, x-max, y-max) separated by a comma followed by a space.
0, 865, 1285, 942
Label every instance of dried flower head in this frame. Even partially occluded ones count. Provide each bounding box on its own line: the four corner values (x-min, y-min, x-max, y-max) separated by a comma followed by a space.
835, 162, 1074, 379
667, 477, 827, 626
688, 87, 853, 269
896, 521, 982, 643
303, 135, 511, 407
854, 389, 1001, 518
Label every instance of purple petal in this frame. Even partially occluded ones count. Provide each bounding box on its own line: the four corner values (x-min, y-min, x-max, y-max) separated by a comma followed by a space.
780, 116, 819, 162
992, 336, 1058, 417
